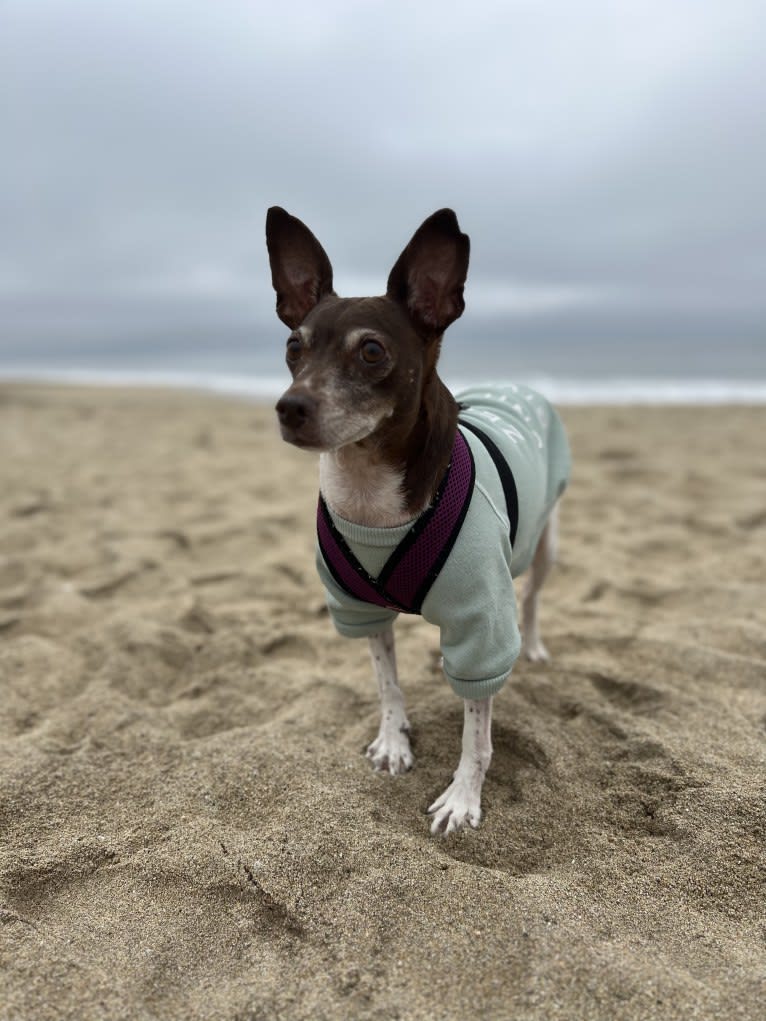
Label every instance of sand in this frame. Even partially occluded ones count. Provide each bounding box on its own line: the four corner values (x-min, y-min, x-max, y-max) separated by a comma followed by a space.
0, 383, 764, 1021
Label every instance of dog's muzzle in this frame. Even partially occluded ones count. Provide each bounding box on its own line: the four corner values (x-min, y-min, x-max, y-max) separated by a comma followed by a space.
275, 389, 320, 446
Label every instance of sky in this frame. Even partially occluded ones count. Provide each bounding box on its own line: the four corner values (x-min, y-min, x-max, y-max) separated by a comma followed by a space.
1, 0, 764, 377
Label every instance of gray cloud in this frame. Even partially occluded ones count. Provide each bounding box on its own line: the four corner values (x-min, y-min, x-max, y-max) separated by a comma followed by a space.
1, 0, 764, 368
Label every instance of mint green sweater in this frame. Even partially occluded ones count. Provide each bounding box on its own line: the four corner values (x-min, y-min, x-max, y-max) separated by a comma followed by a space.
316, 384, 571, 699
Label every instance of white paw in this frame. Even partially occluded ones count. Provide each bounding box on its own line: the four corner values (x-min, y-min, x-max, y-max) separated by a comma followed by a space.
366, 726, 414, 775
522, 636, 549, 662
428, 775, 482, 835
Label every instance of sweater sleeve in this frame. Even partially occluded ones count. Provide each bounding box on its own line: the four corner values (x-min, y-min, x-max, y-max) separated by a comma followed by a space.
420, 488, 521, 700
315, 547, 399, 638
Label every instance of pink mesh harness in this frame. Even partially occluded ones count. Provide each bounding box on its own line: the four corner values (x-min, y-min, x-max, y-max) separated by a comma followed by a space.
317, 429, 476, 614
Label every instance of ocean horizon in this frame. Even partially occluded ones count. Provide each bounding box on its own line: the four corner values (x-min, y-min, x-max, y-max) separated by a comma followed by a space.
2, 328, 764, 404
3, 365, 766, 405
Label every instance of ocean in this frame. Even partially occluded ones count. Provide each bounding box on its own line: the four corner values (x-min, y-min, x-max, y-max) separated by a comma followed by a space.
1, 331, 764, 404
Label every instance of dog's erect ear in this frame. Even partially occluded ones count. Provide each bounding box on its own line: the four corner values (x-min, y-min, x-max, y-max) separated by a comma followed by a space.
386, 209, 470, 339
265, 207, 335, 329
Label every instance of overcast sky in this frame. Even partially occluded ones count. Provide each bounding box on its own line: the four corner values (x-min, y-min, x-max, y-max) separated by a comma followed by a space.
1, 0, 764, 369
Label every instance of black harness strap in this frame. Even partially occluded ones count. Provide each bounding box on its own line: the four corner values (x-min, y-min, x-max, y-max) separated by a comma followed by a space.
458, 417, 519, 545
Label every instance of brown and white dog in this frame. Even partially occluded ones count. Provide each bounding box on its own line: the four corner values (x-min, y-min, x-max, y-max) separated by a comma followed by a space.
265, 207, 561, 834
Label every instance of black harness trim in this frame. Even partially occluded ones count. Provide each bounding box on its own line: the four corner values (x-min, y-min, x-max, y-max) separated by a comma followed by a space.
458, 417, 519, 545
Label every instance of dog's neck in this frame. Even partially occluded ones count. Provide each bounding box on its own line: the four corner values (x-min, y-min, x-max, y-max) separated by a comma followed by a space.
319, 373, 459, 528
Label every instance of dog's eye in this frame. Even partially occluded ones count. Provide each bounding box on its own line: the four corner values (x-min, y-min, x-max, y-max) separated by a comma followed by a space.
286, 337, 302, 363
360, 339, 385, 364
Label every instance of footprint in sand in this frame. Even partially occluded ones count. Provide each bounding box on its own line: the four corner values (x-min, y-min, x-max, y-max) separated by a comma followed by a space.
588, 671, 665, 713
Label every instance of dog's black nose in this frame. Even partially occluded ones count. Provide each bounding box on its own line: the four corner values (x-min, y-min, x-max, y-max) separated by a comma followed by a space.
276, 391, 316, 431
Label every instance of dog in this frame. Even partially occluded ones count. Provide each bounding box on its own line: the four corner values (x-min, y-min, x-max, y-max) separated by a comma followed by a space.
266, 207, 570, 834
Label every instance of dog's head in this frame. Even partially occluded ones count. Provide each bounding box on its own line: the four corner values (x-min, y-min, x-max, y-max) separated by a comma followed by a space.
266, 207, 470, 451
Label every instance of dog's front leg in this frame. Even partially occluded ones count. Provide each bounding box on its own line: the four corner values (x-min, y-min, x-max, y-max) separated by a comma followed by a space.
428, 696, 493, 835
365, 625, 414, 775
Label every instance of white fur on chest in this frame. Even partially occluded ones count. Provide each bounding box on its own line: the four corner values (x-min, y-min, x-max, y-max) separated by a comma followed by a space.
319, 451, 412, 527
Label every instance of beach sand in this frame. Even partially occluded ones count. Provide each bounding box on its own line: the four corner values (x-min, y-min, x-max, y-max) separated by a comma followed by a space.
0, 384, 764, 1021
